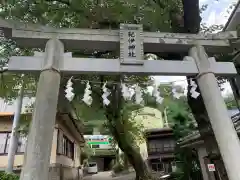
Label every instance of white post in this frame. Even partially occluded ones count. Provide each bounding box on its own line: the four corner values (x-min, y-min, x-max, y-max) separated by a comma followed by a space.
20, 39, 63, 180
6, 84, 24, 173
197, 146, 216, 180
189, 45, 240, 180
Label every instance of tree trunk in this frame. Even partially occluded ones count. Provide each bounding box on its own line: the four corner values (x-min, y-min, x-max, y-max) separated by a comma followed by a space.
105, 83, 153, 180
135, 174, 141, 180
124, 153, 129, 170
182, 0, 218, 155
181, 0, 228, 179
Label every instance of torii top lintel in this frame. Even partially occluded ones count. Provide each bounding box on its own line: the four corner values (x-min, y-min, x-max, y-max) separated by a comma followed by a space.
0, 18, 237, 53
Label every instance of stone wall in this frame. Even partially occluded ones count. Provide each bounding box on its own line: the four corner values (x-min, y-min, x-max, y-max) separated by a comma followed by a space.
48, 166, 61, 180
63, 167, 81, 180
48, 165, 83, 180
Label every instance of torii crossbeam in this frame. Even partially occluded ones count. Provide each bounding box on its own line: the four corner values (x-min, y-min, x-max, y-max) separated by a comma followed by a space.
0, 17, 237, 53
8, 55, 236, 76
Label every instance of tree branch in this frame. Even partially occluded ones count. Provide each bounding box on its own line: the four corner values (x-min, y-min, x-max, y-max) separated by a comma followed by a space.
182, 0, 201, 33
45, 0, 90, 19
151, 0, 165, 8
45, 0, 70, 6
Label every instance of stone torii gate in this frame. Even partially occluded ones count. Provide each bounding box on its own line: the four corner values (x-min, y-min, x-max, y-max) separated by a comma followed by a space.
1, 19, 240, 180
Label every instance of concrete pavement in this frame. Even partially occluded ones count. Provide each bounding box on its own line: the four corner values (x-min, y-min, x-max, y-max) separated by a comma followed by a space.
83, 171, 135, 180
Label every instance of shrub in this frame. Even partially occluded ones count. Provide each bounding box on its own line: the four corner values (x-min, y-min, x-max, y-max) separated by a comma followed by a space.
0, 172, 19, 180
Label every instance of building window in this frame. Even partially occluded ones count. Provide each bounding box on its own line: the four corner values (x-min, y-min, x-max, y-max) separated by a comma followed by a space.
91, 144, 100, 149
0, 133, 10, 154
152, 162, 164, 172
148, 140, 163, 153
0, 132, 27, 154
163, 140, 175, 152
148, 140, 175, 153
57, 132, 74, 159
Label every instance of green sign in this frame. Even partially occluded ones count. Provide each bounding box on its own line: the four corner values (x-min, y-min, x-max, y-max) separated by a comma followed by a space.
87, 141, 109, 145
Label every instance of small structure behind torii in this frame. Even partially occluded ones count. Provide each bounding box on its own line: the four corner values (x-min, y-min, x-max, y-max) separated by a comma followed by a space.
1, 18, 240, 180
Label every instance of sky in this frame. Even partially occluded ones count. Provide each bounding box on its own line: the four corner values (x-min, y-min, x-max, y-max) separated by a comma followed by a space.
201, 0, 238, 26
154, 0, 238, 96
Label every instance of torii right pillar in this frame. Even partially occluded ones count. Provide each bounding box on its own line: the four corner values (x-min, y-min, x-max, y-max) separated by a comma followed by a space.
189, 45, 240, 180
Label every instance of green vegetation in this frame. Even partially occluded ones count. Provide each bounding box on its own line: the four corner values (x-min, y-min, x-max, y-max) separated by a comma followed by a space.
225, 94, 239, 109
171, 113, 202, 180
0, 172, 19, 180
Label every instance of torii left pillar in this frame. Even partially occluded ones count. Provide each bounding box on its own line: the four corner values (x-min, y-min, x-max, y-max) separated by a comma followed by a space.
20, 39, 63, 180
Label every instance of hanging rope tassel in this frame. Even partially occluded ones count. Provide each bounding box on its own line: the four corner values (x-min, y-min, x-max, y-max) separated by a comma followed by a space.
102, 82, 111, 106
172, 87, 184, 99
82, 81, 93, 106
190, 79, 200, 99
65, 77, 75, 102
121, 83, 132, 100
